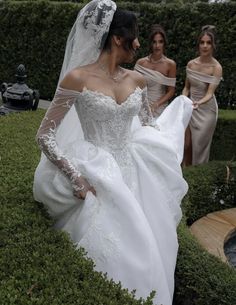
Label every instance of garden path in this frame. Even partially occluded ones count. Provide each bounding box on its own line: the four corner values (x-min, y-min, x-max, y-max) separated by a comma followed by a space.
38, 99, 50, 109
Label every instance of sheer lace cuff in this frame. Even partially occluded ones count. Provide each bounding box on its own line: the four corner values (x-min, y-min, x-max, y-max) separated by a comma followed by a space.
139, 87, 160, 130
36, 87, 83, 191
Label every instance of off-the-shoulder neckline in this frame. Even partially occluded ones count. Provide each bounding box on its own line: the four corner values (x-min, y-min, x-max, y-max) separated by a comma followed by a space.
186, 67, 219, 79
135, 64, 176, 80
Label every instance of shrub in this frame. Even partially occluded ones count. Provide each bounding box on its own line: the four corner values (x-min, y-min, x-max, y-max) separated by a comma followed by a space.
210, 110, 236, 161
182, 160, 236, 225
175, 221, 236, 305
0, 0, 235, 105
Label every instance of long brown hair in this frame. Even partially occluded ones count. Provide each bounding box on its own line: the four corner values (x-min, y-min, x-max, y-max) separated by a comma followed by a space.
149, 24, 167, 54
197, 25, 216, 53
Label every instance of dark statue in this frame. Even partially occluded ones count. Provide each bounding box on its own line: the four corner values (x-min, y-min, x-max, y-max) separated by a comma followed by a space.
0, 64, 39, 115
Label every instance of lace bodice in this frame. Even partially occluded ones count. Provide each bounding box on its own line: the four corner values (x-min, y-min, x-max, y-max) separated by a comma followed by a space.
36, 86, 156, 191
76, 88, 141, 150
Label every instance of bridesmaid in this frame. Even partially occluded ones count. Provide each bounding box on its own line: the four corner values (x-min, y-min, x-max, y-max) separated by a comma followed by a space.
182, 25, 222, 166
134, 24, 176, 118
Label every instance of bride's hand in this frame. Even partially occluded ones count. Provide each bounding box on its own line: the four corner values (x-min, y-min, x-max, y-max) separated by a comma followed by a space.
73, 176, 96, 200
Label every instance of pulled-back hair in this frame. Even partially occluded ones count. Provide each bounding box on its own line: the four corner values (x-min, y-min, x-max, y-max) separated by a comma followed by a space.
149, 24, 167, 53
197, 25, 216, 52
103, 8, 138, 51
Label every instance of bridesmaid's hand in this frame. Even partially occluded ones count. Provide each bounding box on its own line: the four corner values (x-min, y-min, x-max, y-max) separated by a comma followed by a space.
73, 176, 96, 200
193, 101, 201, 109
150, 101, 160, 114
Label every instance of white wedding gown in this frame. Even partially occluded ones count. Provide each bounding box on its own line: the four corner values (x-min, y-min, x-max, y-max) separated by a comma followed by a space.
33, 86, 192, 305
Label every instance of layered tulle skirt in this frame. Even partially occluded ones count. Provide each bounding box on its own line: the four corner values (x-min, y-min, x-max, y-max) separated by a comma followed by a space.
33, 95, 192, 305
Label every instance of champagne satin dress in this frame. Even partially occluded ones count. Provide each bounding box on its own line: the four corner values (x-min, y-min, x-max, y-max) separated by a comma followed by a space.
187, 67, 221, 165
134, 62, 176, 118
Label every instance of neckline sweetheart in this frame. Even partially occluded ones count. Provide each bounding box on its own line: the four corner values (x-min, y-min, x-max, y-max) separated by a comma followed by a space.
58, 86, 143, 106
81, 86, 142, 106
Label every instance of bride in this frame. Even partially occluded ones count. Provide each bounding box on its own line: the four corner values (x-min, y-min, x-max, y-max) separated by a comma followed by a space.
33, 1, 193, 304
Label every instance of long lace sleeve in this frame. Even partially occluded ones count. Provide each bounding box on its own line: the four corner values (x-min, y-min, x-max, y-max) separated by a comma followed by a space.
139, 87, 160, 129
36, 87, 83, 192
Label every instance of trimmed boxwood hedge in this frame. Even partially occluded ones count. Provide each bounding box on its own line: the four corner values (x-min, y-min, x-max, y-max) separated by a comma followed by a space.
1, 109, 236, 305
182, 160, 236, 225
210, 110, 236, 161
175, 220, 236, 305
0, 0, 235, 107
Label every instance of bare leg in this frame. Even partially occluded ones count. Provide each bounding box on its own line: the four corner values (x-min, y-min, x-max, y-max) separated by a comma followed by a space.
182, 125, 192, 167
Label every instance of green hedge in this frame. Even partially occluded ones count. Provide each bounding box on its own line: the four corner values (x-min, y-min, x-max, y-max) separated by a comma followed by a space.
182, 160, 236, 225
0, 0, 235, 106
210, 110, 236, 161
0, 0, 79, 100
184, 106, 236, 225
175, 221, 236, 305
1, 109, 236, 305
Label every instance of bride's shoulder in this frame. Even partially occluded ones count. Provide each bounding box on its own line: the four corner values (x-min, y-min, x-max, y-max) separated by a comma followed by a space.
59, 67, 89, 91
126, 68, 147, 89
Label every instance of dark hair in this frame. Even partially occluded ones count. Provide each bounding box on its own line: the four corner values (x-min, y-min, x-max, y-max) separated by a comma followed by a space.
197, 25, 216, 52
103, 8, 138, 51
149, 24, 167, 54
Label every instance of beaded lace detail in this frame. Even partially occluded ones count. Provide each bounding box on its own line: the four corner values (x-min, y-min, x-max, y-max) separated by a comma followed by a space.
36, 88, 82, 189
36, 86, 158, 190
77, 194, 122, 265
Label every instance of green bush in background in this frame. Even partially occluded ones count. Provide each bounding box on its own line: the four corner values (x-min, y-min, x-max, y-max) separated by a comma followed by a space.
211, 110, 236, 161
175, 220, 236, 305
0, 0, 235, 107
0, 0, 79, 100
182, 160, 236, 225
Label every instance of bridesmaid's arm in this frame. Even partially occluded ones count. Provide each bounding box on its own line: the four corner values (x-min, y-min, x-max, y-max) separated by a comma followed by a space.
194, 83, 218, 108
193, 64, 222, 108
182, 78, 190, 97
182, 61, 193, 97
152, 60, 176, 111
155, 85, 175, 108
